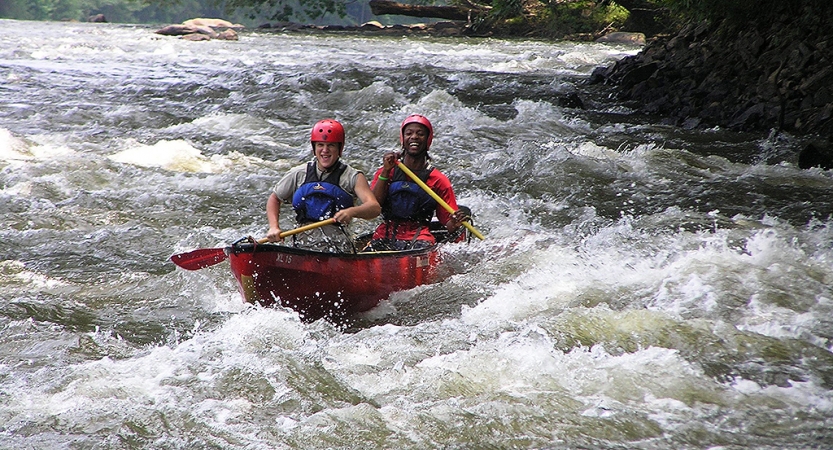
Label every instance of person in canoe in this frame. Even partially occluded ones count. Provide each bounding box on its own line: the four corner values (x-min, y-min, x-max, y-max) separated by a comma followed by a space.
266, 119, 381, 252
366, 114, 468, 251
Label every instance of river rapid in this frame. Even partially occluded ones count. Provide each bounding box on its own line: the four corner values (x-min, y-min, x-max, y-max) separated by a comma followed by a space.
1, 19, 832, 449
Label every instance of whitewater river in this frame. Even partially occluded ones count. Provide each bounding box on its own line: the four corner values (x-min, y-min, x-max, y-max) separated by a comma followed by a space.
2, 19, 832, 449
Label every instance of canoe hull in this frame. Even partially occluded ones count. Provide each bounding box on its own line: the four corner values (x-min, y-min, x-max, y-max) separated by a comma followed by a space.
226, 242, 441, 321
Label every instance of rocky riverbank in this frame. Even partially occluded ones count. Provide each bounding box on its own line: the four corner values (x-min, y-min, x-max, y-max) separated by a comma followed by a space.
588, 13, 833, 167
256, 20, 473, 37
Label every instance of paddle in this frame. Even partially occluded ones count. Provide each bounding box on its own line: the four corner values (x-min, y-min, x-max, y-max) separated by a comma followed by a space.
170, 218, 337, 270
396, 161, 485, 240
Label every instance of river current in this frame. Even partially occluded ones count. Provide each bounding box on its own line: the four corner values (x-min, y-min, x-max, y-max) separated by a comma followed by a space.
1, 19, 832, 449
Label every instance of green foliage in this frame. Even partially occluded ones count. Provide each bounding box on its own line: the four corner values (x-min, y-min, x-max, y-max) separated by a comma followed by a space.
0, 0, 54, 20
490, 0, 523, 20
466, 0, 632, 38
220, 0, 346, 23
0, 0, 234, 23
466, 0, 525, 35
0, 0, 366, 26
540, 0, 629, 37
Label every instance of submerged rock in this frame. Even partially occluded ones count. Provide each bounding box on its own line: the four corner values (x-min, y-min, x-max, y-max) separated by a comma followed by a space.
798, 140, 833, 169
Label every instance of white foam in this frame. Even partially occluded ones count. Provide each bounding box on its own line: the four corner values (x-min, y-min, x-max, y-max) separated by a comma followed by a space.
109, 139, 214, 172
0, 128, 33, 161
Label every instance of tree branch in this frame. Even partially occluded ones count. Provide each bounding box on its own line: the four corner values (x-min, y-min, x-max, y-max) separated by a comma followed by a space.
369, 0, 486, 21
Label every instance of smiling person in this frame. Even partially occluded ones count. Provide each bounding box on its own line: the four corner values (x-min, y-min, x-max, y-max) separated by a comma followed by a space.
266, 119, 380, 253
367, 114, 467, 251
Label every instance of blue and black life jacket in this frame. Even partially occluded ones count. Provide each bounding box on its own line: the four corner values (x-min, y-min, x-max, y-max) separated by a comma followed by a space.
382, 166, 437, 224
292, 161, 353, 222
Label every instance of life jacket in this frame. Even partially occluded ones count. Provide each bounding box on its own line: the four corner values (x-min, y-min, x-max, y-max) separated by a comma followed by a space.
382, 166, 437, 224
292, 161, 353, 222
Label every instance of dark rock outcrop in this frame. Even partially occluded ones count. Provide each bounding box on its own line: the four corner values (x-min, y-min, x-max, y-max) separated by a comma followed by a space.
589, 10, 833, 144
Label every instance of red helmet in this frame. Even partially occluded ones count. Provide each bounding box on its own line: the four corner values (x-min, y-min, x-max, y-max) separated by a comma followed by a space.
311, 119, 345, 147
400, 114, 433, 151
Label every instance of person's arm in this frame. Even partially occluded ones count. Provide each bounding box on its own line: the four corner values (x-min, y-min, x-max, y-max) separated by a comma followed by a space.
431, 172, 466, 232
266, 192, 284, 242
334, 172, 381, 223
267, 166, 304, 241
445, 209, 468, 232
371, 151, 397, 205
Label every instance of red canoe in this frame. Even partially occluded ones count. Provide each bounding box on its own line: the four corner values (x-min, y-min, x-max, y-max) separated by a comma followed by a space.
225, 233, 451, 322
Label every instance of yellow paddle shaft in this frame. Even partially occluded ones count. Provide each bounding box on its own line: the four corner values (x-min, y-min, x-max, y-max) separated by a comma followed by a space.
396, 162, 484, 240
280, 218, 337, 238
257, 218, 338, 244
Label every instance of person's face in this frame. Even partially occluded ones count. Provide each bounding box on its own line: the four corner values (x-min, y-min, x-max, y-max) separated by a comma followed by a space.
402, 123, 429, 155
313, 141, 341, 170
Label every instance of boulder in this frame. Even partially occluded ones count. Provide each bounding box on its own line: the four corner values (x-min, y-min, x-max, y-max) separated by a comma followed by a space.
181, 33, 212, 42
360, 21, 384, 30
182, 18, 244, 29
798, 140, 833, 170
155, 24, 239, 41
155, 24, 218, 38
595, 32, 646, 45
217, 29, 239, 41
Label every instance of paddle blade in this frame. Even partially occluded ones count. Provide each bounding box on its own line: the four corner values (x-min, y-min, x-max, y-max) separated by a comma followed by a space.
170, 248, 227, 270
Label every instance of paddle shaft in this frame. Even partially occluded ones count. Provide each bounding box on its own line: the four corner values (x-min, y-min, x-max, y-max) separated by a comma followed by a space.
250, 217, 339, 243
231, 218, 337, 244
396, 161, 484, 240
281, 218, 337, 237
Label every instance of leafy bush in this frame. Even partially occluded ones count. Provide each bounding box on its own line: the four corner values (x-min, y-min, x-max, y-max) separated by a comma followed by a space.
490, 0, 524, 20
0, 0, 232, 24
540, 0, 629, 37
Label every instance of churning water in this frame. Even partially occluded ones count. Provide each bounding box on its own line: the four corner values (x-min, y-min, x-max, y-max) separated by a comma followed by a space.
1, 19, 832, 449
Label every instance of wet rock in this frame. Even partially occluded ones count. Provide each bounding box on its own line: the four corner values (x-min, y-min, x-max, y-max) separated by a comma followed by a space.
181, 33, 212, 42
156, 18, 244, 41
359, 21, 385, 30
589, 13, 833, 143
217, 29, 239, 41
258, 22, 306, 31
182, 18, 244, 29
620, 62, 658, 89
557, 93, 585, 109
255, 20, 467, 37
798, 140, 833, 169
595, 32, 646, 45
155, 24, 217, 38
